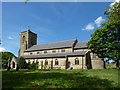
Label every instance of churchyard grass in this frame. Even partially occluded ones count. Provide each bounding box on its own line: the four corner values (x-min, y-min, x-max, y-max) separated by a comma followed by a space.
2, 69, 119, 88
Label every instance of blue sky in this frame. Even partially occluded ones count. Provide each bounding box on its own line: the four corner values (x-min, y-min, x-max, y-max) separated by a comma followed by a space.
2, 2, 112, 56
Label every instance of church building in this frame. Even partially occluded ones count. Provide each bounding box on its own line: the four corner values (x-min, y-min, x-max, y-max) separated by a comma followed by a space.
19, 30, 104, 69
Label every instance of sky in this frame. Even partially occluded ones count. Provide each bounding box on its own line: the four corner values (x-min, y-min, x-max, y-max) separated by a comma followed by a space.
1, 1, 114, 56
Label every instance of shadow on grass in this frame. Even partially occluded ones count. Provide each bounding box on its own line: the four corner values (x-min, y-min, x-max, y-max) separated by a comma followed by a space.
2, 70, 117, 88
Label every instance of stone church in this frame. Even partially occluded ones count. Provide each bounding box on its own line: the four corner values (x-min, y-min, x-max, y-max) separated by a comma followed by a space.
18, 30, 104, 69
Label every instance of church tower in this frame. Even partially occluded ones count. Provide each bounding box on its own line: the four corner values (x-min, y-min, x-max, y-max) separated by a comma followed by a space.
18, 29, 37, 56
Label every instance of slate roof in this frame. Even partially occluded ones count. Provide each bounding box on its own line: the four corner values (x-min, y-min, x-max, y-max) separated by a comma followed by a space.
74, 41, 88, 49
25, 39, 77, 52
22, 51, 88, 59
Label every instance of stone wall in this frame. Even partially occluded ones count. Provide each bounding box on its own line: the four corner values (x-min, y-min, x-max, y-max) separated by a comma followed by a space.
25, 56, 104, 69
25, 55, 87, 70
67, 56, 87, 69
91, 59, 104, 69
26, 58, 66, 69
19, 30, 37, 56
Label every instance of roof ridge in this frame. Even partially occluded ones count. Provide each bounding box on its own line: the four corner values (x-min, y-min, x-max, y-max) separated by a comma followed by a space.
33, 39, 76, 46
78, 41, 88, 42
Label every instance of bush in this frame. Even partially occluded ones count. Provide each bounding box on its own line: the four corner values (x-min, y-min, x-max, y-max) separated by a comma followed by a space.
18, 57, 28, 69
2, 63, 7, 69
28, 63, 38, 70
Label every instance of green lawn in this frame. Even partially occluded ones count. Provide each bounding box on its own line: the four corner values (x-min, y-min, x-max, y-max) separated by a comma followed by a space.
2, 69, 119, 88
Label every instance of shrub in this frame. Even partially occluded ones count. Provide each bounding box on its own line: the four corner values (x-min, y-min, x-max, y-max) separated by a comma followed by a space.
18, 57, 28, 69
2, 63, 7, 69
28, 63, 38, 70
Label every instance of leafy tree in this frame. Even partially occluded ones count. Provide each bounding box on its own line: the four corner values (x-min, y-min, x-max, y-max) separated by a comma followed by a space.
0, 52, 14, 69
87, 2, 120, 69
18, 57, 28, 69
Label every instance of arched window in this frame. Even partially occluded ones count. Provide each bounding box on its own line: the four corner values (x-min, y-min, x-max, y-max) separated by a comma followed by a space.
61, 49, 65, 52
55, 59, 59, 65
52, 50, 56, 53
44, 51, 47, 54
45, 59, 48, 65
37, 52, 40, 54
28, 60, 30, 64
75, 58, 79, 65
36, 59, 39, 64
33, 61, 34, 63
12, 62, 15, 68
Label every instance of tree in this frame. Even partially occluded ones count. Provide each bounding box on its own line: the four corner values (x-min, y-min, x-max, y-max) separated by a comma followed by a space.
87, 2, 120, 69
0, 52, 14, 69
18, 57, 28, 69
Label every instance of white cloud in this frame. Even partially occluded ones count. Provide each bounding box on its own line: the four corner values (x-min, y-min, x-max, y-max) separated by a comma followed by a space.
82, 0, 118, 31
94, 16, 105, 27
110, 2, 115, 6
110, 0, 120, 6
8, 36, 14, 40
82, 23, 94, 31
0, 47, 7, 52
115, 0, 120, 2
